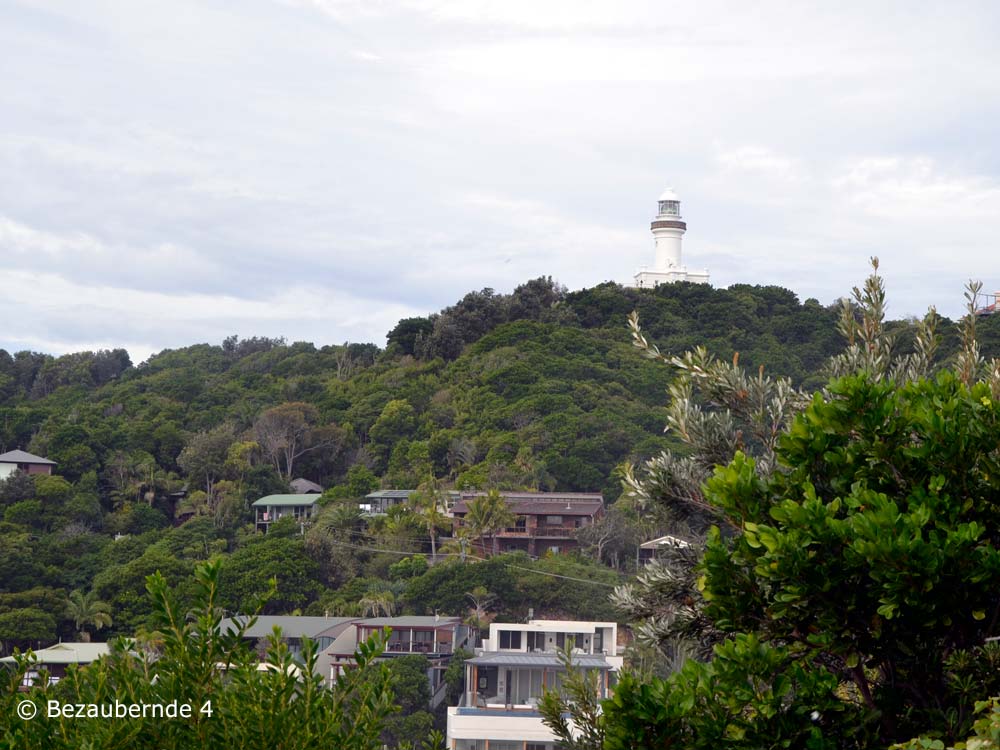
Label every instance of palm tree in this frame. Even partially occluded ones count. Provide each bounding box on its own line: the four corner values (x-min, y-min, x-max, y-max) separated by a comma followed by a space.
65, 590, 112, 642
359, 590, 396, 617
464, 490, 515, 557
411, 476, 448, 563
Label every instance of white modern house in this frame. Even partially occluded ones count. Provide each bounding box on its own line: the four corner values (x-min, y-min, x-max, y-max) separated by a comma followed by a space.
446, 620, 622, 750
633, 188, 710, 288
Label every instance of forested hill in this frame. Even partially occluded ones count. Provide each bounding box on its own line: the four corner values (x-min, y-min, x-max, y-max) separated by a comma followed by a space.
1, 278, 997, 509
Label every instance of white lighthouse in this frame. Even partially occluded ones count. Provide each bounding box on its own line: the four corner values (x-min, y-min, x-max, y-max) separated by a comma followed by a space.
633, 188, 710, 288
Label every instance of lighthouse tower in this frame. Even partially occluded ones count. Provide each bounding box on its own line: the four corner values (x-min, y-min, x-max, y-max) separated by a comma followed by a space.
633, 188, 710, 288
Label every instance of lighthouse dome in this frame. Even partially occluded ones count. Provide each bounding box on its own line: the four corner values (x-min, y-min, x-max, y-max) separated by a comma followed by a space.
658, 187, 679, 202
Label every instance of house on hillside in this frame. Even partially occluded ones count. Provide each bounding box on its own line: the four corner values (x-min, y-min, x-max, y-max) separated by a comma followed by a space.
0, 642, 109, 688
220, 615, 358, 683
452, 491, 605, 557
0, 449, 56, 480
447, 619, 622, 749
290, 478, 323, 494
220, 614, 470, 705
252, 494, 319, 533
326, 616, 471, 707
638, 533, 693, 564
361, 489, 414, 515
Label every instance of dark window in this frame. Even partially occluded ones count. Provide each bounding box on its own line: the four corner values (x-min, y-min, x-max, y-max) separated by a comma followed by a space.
499, 630, 522, 649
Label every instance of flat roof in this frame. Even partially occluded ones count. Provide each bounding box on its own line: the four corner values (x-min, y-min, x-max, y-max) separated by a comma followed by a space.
493, 620, 616, 632
365, 490, 415, 499
467, 652, 611, 670
251, 494, 320, 507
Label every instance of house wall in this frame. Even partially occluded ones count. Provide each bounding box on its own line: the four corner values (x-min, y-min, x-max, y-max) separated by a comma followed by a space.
447, 707, 558, 745
0, 463, 52, 478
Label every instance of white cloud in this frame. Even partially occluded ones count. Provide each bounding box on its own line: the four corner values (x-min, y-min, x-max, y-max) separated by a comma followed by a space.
2, 0, 1000, 356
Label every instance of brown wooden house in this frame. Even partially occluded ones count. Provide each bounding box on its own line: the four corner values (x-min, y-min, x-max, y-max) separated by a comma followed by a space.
452, 491, 604, 557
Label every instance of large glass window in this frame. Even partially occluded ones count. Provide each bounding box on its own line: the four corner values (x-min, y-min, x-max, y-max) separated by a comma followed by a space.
659, 200, 680, 215
499, 630, 522, 649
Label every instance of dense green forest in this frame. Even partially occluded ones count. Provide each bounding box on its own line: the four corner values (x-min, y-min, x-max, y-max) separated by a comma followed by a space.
1, 277, 998, 654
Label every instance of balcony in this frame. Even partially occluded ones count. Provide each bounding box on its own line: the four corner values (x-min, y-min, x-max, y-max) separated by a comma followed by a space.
384, 641, 453, 655
534, 525, 576, 537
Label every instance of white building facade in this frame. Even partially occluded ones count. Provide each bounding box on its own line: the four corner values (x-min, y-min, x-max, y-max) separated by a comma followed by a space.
633, 188, 710, 288
446, 620, 621, 750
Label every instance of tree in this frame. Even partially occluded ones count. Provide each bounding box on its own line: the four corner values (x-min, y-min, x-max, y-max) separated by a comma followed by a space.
0, 608, 55, 655
603, 265, 1000, 747
382, 654, 434, 747
359, 590, 396, 617
410, 475, 448, 563
64, 589, 112, 641
465, 585, 496, 645
539, 646, 606, 750
614, 259, 957, 658
463, 490, 515, 557
177, 423, 236, 508
253, 402, 344, 480
1, 560, 396, 749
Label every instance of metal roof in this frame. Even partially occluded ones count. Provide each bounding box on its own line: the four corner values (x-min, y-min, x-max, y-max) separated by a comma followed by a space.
358, 616, 462, 628
467, 652, 611, 670
365, 490, 415, 499
251, 494, 320, 507
0, 449, 56, 465
640, 534, 692, 550
454, 491, 604, 516
0, 642, 108, 664
220, 615, 357, 639
290, 478, 324, 494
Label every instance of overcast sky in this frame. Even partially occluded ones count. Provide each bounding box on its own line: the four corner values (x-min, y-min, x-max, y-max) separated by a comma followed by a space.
3, 1, 999, 363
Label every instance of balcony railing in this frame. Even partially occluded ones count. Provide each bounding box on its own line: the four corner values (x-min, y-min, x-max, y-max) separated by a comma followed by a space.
383, 641, 453, 655
534, 525, 576, 537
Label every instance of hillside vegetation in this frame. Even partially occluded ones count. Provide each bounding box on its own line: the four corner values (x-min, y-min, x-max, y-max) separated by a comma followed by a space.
1, 277, 997, 647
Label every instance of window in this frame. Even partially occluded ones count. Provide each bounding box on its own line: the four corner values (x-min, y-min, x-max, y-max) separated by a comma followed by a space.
545, 515, 562, 525
658, 200, 679, 215
594, 631, 603, 653
499, 630, 522, 649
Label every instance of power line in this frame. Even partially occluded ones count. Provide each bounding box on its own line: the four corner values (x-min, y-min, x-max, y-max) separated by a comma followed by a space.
318, 537, 620, 588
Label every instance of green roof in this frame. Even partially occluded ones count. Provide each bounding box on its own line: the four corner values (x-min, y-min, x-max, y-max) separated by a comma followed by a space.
252, 494, 320, 507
